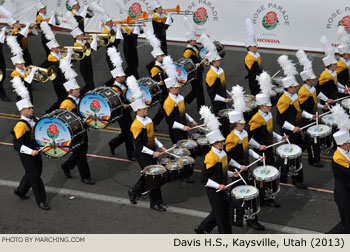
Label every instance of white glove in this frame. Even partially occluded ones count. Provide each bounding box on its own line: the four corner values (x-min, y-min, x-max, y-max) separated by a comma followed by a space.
20, 23, 30, 37
165, 13, 173, 25
91, 34, 98, 51
0, 27, 6, 43
32, 28, 39, 36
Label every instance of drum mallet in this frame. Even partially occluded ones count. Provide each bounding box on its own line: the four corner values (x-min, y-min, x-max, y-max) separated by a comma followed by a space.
38, 142, 50, 152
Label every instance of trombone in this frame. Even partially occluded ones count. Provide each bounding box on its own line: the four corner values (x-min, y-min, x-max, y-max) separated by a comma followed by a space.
150, 5, 194, 15
60, 43, 92, 60
25, 65, 57, 83
85, 31, 116, 47
113, 11, 149, 26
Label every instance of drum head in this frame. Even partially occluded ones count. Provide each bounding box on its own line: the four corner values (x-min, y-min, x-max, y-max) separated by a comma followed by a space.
175, 64, 188, 85
197, 137, 209, 145
177, 139, 198, 149
173, 148, 191, 156
244, 95, 255, 102
276, 144, 302, 158
160, 157, 173, 165
34, 116, 73, 158
307, 124, 331, 138
231, 185, 258, 199
143, 165, 166, 175
218, 109, 234, 118
177, 156, 195, 165
321, 114, 335, 126
79, 93, 113, 129
166, 161, 183, 171
253, 165, 280, 182
126, 84, 152, 105
191, 133, 202, 140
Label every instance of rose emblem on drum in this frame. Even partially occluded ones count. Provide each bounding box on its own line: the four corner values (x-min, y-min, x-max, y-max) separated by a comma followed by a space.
47, 124, 60, 140
90, 100, 101, 113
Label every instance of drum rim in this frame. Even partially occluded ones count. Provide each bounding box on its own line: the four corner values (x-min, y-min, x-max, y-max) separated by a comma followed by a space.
252, 165, 280, 182
218, 108, 234, 117
276, 144, 302, 158
231, 185, 259, 200
321, 115, 335, 126
143, 165, 167, 175
176, 155, 195, 164
176, 139, 198, 149
172, 148, 191, 156
165, 161, 183, 171
306, 124, 332, 137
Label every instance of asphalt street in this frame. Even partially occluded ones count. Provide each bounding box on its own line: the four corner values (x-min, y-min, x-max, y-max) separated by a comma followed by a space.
0, 32, 340, 234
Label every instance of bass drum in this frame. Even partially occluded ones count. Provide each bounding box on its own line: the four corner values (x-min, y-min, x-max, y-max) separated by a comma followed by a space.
175, 58, 197, 85
126, 77, 161, 107
34, 109, 85, 158
79, 86, 123, 129
199, 41, 225, 65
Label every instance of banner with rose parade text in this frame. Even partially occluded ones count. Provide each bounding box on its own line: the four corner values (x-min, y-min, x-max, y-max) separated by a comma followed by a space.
0, 0, 350, 52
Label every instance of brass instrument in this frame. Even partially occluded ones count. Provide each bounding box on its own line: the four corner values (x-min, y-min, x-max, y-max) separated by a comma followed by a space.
0, 69, 3, 82
150, 5, 194, 15
60, 43, 92, 60
25, 65, 57, 82
85, 31, 116, 47
113, 11, 149, 25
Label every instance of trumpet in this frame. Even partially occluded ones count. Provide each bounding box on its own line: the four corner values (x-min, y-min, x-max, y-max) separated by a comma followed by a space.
85, 31, 116, 47
113, 11, 149, 25
25, 65, 57, 83
151, 5, 194, 15
60, 43, 91, 60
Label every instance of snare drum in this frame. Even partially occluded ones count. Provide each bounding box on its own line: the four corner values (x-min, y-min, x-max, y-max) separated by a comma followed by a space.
231, 185, 260, 220
176, 139, 198, 157
34, 109, 85, 158
276, 144, 302, 176
126, 77, 161, 107
199, 41, 225, 65
79, 87, 123, 129
306, 124, 333, 151
253, 166, 280, 199
176, 156, 195, 178
143, 165, 167, 190
197, 137, 210, 156
175, 58, 197, 85
165, 161, 184, 182
341, 98, 350, 111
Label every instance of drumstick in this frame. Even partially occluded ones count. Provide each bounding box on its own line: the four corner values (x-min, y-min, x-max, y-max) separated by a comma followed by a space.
38, 142, 50, 152
246, 157, 263, 169
189, 123, 206, 131
271, 69, 281, 79
332, 95, 349, 103
266, 139, 285, 149
164, 151, 180, 159
159, 145, 177, 155
199, 58, 207, 65
262, 153, 266, 169
299, 121, 316, 131
284, 133, 291, 144
316, 112, 319, 126
216, 178, 242, 192
235, 168, 247, 185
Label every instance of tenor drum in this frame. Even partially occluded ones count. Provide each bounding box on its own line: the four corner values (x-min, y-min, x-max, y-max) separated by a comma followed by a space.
190, 132, 202, 141
34, 109, 85, 158
79, 87, 123, 129
172, 148, 191, 157
252, 165, 280, 199
231, 185, 260, 220
197, 137, 210, 156
175, 58, 197, 85
276, 144, 302, 176
306, 124, 333, 151
143, 165, 167, 190
126, 77, 161, 107
160, 157, 173, 166
199, 41, 225, 65
176, 156, 195, 178
165, 161, 184, 182
176, 139, 198, 157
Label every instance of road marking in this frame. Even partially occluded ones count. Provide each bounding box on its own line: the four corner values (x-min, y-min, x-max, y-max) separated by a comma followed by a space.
0, 141, 335, 194
0, 178, 320, 234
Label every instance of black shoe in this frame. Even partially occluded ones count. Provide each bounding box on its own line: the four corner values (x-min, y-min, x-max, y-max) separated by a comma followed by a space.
1, 96, 11, 102
293, 182, 307, 189
128, 189, 137, 204
150, 203, 166, 212
194, 228, 204, 234
309, 161, 324, 168
108, 142, 115, 155
61, 164, 72, 178
248, 222, 265, 231
14, 189, 29, 200
264, 199, 281, 208
38, 202, 51, 210
81, 178, 95, 185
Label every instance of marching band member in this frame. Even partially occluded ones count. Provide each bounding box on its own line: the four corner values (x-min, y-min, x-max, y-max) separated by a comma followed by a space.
11, 78, 49, 210
34, 2, 52, 57
151, 1, 172, 55
7, 35, 37, 102
163, 77, 198, 143
102, 15, 121, 71
328, 105, 350, 233
107, 47, 135, 161
0, 27, 10, 102
183, 18, 205, 111
336, 26, 350, 90
318, 36, 349, 105
145, 31, 167, 128
127, 76, 167, 211
71, 27, 95, 95
244, 18, 262, 96
225, 110, 266, 230
69, 0, 93, 32
296, 50, 326, 167
196, 106, 234, 234
59, 79, 95, 185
